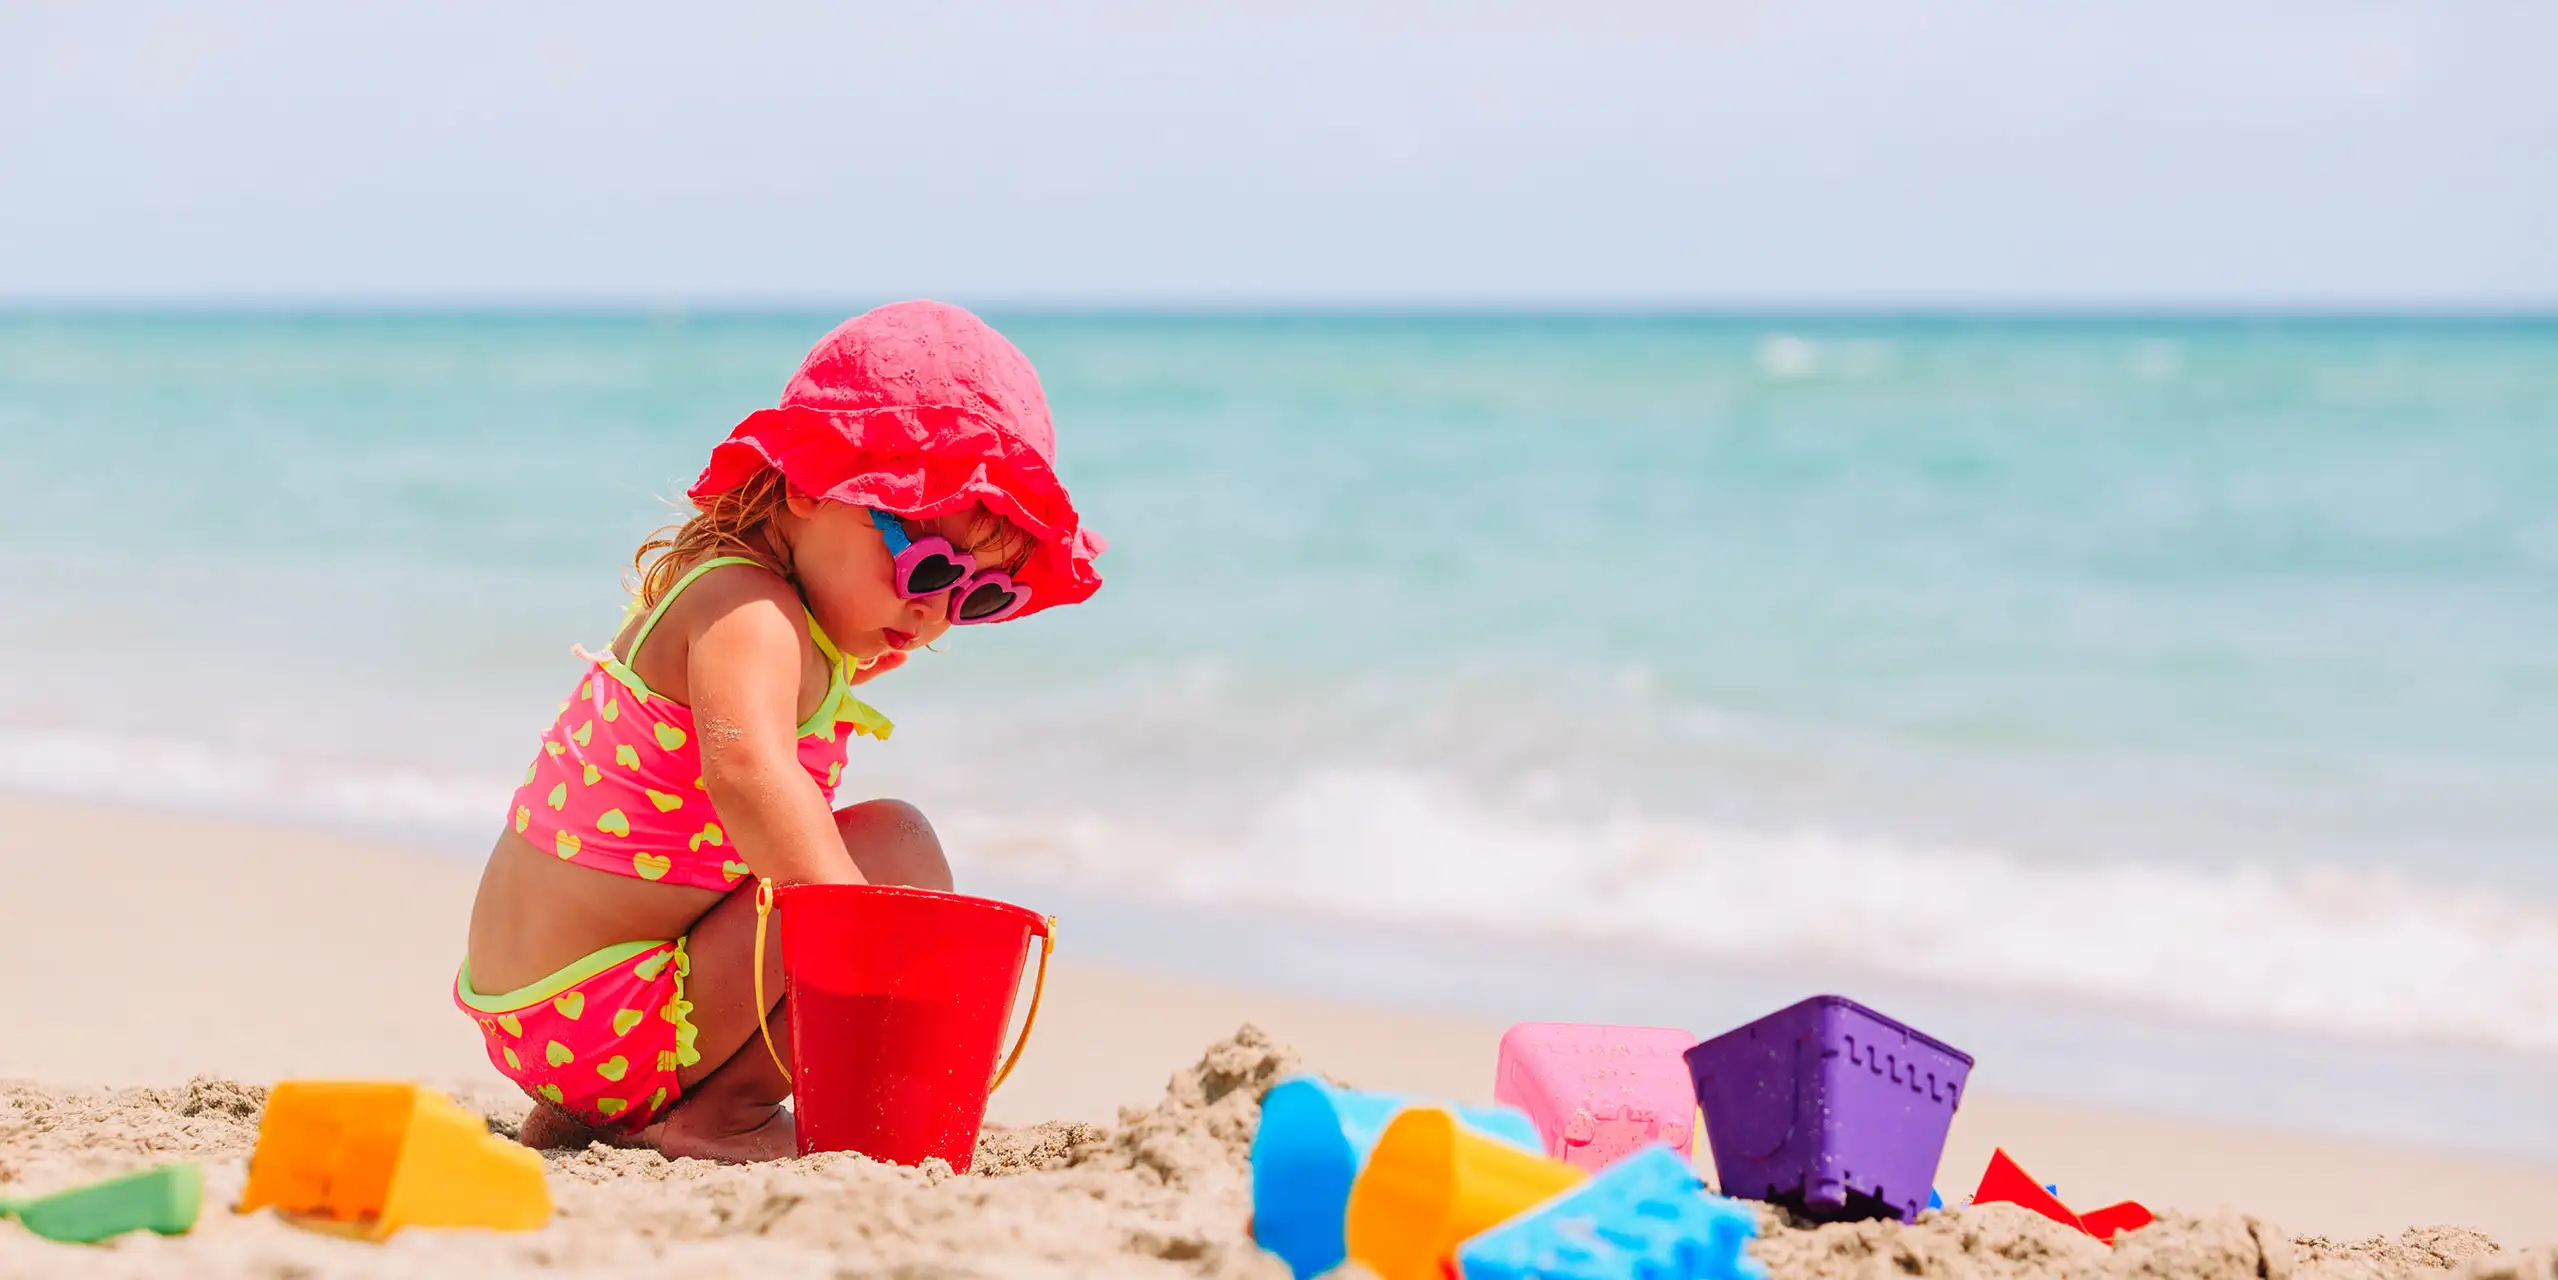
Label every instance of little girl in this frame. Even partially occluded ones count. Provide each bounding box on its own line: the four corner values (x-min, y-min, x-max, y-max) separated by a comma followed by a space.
457, 301, 1102, 1161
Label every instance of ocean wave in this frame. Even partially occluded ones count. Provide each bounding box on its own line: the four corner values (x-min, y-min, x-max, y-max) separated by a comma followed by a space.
0, 729, 508, 834
10, 723, 2553, 1057
1754, 333, 1895, 380
940, 766, 2558, 1057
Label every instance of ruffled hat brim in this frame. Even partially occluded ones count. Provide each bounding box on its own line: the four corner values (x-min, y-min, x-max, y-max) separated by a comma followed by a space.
689, 404, 1103, 616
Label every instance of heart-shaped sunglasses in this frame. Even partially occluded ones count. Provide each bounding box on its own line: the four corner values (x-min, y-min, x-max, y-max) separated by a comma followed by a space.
867, 509, 1032, 625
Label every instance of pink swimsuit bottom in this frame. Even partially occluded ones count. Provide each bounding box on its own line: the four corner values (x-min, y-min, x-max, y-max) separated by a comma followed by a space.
456, 940, 696, 1131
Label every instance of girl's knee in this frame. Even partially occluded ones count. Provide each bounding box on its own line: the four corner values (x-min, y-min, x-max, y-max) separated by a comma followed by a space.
833, 799, 953, 891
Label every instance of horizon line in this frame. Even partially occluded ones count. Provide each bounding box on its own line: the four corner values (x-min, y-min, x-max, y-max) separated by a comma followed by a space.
4, 297, 2557, 322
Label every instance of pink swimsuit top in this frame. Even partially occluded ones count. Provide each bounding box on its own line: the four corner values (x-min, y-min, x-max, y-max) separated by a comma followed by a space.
507, 556, 894, 891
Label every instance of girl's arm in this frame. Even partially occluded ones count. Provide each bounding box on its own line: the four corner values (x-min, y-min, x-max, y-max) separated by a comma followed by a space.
684, 577, 864, 887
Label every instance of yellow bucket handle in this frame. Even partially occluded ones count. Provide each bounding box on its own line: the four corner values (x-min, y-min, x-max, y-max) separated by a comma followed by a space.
751, 878, 1055, 1094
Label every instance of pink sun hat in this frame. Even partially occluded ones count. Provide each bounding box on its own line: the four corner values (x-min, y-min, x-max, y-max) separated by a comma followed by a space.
688, 301, 1104, 620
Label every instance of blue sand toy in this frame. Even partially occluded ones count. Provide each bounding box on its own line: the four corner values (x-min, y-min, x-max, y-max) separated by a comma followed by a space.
1458, 1145, 1765, 1280
1252, 1076, 1541, 1279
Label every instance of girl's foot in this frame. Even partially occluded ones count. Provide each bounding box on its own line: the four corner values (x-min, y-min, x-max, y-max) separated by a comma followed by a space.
642, 1097, 797, 1163
517, 1100, 618, 1150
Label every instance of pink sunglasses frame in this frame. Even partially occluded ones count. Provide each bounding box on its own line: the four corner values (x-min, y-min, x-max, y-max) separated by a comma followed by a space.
867, 509, 1032, 625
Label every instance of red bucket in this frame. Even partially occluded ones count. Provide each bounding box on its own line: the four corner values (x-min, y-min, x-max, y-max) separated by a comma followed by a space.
751, 882, 1054, 1169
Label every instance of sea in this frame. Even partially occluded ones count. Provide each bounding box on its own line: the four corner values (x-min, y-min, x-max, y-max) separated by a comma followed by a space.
3, 311, 2553, 1159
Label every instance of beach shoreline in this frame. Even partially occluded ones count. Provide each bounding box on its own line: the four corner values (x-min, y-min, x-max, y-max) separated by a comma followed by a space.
10, 792, 2558, 1261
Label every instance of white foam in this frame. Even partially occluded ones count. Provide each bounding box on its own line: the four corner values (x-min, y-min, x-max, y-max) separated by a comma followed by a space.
0, 729, 507, 833
1751, 334, 1894, 381
943, 766, 2558, 1057
1756, 334, 1819, 379
14, 721, 2554, 1057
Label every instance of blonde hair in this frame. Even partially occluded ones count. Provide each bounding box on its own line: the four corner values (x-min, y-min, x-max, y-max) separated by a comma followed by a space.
629, 468, 1037, 609
630, 468, 790, 608
942, 507, 1037, 575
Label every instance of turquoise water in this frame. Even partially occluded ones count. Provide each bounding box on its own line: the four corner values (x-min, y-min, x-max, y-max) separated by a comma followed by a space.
4, 311, 2555, 1065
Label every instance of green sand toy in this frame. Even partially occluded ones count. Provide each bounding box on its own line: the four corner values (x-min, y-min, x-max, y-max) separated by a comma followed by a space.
1, 1163, 202, 1244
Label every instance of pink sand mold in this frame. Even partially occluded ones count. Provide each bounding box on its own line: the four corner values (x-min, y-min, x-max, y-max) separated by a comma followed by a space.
1495, 1023, 1700, 1171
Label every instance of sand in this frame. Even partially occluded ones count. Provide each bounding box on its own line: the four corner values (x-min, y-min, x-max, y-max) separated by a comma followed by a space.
7, 1028, 2557, 1279
8, 796, 2558, 1275
0, 1031, 1295, 1278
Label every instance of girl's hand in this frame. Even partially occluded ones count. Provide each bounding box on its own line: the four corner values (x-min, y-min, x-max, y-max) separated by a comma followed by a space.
850, 651, 906, 686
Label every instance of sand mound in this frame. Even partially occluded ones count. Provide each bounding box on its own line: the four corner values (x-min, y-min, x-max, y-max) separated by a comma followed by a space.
0, 1027, 2542, 1280
1743, 1200, 2537, 1280
0, 1027, 1298, 1279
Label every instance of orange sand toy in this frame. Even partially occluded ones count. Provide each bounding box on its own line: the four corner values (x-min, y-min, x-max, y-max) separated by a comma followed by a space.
238, 1082, 552, 1239
1344, 1106, 1587, 1280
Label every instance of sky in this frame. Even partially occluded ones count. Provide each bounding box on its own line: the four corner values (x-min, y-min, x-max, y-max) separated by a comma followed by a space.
2, 1, 2554, 307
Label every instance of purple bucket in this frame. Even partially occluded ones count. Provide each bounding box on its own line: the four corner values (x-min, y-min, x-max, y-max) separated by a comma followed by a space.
1683, 995, 1972, 1224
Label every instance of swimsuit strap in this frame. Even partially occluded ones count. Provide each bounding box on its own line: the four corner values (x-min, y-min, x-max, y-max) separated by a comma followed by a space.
806, 611, 850, 677
620, 555, 771, 668
801, 612, 859, 728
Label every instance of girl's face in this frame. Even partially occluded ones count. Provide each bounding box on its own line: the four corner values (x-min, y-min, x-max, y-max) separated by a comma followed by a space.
777, 494, 1028, 663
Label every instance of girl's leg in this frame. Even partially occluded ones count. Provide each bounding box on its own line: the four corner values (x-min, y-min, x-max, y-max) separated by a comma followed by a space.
829, 797, 955, 892
643, 799, 953, 1161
